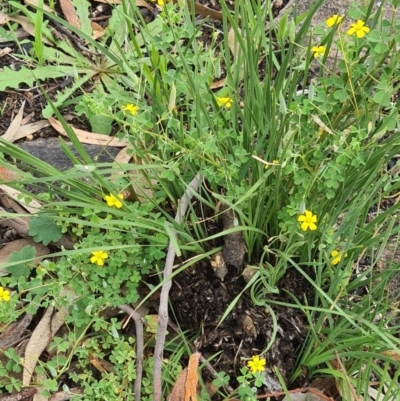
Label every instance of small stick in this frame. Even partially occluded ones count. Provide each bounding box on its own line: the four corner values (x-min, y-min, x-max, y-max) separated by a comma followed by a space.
153, 173, 202, 401
256, 386, 334, 400
119, 304, 145, 401
0, 388, 37, 401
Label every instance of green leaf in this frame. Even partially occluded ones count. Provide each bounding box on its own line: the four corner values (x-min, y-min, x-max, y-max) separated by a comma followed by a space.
28, 216, 63, 245
374, 42, 388, 54
366, 30, 381, 43
333, 89, 349, 102
0, 65, 91, 92
373, 91, 391, 107
7, 246, 35, 278
89, 115, 113, 135
72, 0, 92, 36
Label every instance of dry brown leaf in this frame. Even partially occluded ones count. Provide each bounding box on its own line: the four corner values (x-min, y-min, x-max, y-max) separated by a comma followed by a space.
91, 21, 105, 40
380, 349, 400, 361
24, 0, 54, 13
168, 352, 202, 401
185, 352, 200, 401
89, 355, 115, 373
0, 166, 21, 183
2, 101, 25, 142
0, 14, 53, 45
93, 0, 122, 3
0, 184, 42, 213
0, 238, 49, 276
48, 117, 128, 147
33, 371, 49, 401
114, 147, 132, 164
21, 112, 34, 125
23, 288, 79, 386
189, 2, 223, 20
0, 47, 12, 57
210, 77, 226, 89
94, 0, 151, 7
12, 120, 51, 142
168, 367, 188, 401
136, 0, 151, 6
227, 27, 240, 57
59, 0, 80, 29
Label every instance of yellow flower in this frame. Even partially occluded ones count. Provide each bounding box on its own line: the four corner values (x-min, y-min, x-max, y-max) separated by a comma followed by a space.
326, 15, 343, 27
104, 193, 124, 208
216, 97, 233, 109
311, 45, 326, 58
90, 251, 108, 266
122, 104, 139, 116
347, 20, 370, 38
298, 210, 318, 231
247, 355, 266, 374
331, 250, 347, 265
0, 287, 11, 302
150, 0, 170, 6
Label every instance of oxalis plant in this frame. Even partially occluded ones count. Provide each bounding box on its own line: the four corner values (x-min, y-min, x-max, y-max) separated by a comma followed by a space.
1, 0, 400, 400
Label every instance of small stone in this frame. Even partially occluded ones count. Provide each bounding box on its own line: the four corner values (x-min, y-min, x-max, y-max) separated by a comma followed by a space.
210, 252, 228, 281
242, 267, 257, 283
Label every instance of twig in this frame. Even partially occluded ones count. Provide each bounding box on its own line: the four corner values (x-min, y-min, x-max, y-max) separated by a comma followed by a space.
0, 388, 37, 401
153, 173, 202, 401
119, 304, 145, 401
48, 388, 82, 401
256, 387, 334, 401
51, 20, 99, 55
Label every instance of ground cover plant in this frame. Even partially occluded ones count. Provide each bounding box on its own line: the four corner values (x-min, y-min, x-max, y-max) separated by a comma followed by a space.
0, 0, 400, 400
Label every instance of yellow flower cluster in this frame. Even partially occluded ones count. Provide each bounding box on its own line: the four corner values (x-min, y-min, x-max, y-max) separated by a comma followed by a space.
326, 15, 370, 38
0, 286, 11, 302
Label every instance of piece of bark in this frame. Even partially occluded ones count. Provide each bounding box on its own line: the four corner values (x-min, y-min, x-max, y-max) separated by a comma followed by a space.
220, 203, 246, 273
0, 314, 33, 349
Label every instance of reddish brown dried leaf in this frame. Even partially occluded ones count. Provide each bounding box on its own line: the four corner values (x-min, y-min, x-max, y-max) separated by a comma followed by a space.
60, 0, 80, 29
185, 352, 201, 401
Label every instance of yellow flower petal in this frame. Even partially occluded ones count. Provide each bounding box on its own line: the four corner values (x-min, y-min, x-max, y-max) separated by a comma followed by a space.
326, 15, 343, 27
